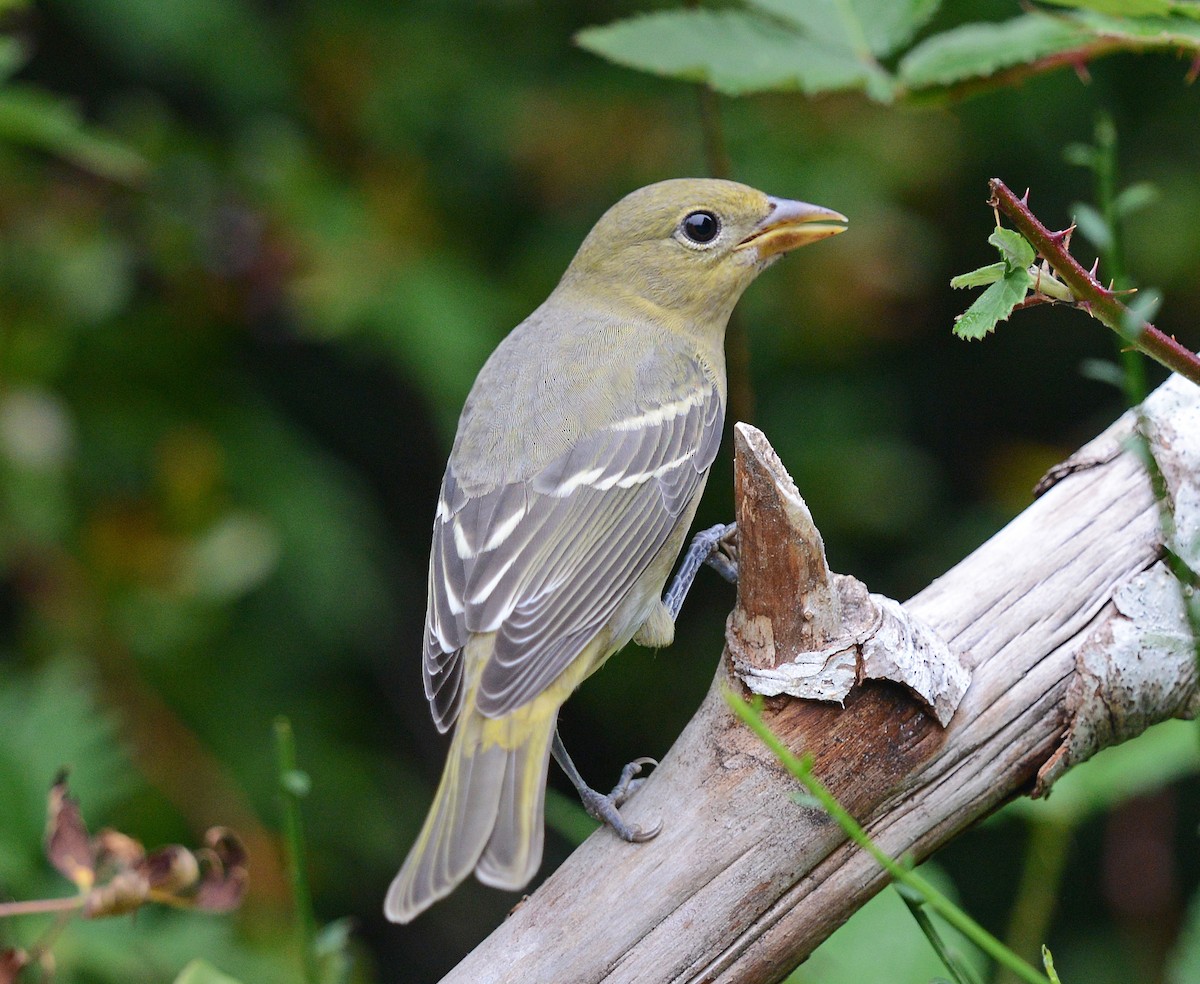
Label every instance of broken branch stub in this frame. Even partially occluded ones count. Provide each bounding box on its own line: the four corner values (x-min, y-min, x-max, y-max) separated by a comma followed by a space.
727, 423, 969, 726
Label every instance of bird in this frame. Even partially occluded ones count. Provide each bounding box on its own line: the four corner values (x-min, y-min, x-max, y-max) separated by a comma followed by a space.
385, 178, 846, 923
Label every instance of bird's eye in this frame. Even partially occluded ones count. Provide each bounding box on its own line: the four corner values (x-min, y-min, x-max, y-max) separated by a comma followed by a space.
680, 210, 720, 245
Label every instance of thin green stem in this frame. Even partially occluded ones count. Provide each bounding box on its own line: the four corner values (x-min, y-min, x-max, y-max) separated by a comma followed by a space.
897, 885, 984, 984
1087, 114, 1147, 407
988, 178, 1200, 386
274, 716, 319, 984
725, 691, 1052, 984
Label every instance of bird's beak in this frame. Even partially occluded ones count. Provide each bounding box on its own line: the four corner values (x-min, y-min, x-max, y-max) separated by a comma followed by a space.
736, 197, 848, 261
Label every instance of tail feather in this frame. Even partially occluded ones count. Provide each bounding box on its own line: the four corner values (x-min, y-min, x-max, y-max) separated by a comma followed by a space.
475, 719, 553, 889
385, 715, 506, 923
385, 702, 557, 923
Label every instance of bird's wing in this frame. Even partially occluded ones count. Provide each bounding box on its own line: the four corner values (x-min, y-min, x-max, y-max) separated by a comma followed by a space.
423, 363, 723, 730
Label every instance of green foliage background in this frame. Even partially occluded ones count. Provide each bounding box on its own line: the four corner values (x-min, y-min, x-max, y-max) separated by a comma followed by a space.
0, 1, 1198, 982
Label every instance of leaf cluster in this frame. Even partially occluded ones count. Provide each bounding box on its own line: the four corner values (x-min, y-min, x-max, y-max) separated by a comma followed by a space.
578, 0, 1200, 102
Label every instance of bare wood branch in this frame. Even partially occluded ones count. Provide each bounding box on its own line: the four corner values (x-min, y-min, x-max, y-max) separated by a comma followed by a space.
439, 373, 1199, 984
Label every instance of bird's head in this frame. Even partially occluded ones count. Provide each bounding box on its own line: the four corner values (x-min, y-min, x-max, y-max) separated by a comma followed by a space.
557, 178, 846, 338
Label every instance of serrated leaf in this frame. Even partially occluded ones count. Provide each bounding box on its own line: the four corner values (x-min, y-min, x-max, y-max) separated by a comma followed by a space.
988, 227, 1036, 269
898, 13, 1098, 89
577, 8, 895, 100
1072, 201, 1113, 252
1078, 9, 1200, 40
949, 261, 1006, 289
953, 265, 1032, 340
748, 0, 942, 57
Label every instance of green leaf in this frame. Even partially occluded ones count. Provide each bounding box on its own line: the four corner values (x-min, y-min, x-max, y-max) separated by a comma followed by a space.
577, 8, 895, 100
0, 36, 27, 81
747, 0, 942, 57
1063, 141, 1098, 169
899, 14, 1098, 89
952, 268, 1032, 340
952, 228, 1036, 339
988, 227, 1036, 269
1071, 201, 1113, 252
1078, 9, 1200, 41
314, 918, 356, 984
1039, 0, 1174, 14
0, 85, 147, 182
949, 261, 1006, 289
1113, 180, 1159, 216
173, 959, 246, 984
1078, 357, 1128, 389
1042, 947, 1062, 984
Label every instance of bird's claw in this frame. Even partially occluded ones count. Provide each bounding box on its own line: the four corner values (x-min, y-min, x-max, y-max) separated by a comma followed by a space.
611, 756, 657, 806
707, 523, 739, 584
580, 757, 661, 842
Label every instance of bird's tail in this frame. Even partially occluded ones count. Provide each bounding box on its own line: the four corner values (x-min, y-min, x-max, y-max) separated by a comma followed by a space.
384, 674, 556, 923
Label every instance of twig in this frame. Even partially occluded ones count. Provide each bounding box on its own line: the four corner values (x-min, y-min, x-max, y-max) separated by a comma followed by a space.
0, 896, 82, 918
987, 178, 1200, 386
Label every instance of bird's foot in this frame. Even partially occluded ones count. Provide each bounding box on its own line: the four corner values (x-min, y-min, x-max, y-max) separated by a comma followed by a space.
577, 757, 661, 842
708, 522, 739, 583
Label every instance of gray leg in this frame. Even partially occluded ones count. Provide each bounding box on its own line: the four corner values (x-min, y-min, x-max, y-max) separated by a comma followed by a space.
553, 523, 738, 843
551, 730, 661, 842
663, 522, 738, 621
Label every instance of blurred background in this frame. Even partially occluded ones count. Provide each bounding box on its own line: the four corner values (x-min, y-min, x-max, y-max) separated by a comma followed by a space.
0, 1, 1198, 982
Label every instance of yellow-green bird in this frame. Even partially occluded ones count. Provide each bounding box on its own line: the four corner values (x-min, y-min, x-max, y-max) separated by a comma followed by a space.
386, 178, 845, 923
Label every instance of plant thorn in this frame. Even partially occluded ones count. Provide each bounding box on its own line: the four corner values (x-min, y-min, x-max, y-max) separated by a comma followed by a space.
1050, 224, 1076, 246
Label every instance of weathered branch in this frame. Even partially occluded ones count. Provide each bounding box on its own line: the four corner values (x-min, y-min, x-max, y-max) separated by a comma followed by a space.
440, 373, 1199, 984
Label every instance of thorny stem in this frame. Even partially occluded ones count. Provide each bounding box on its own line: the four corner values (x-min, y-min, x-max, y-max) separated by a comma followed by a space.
988, 178, 1200, 387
